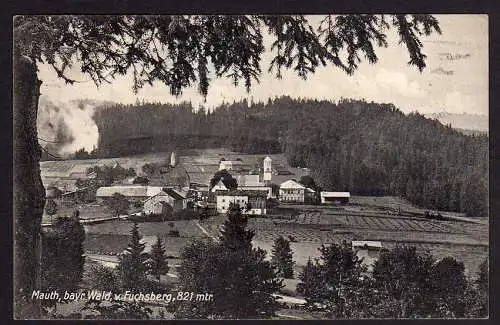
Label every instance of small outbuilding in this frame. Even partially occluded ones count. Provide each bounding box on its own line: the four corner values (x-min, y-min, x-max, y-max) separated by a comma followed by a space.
320, 191, 350, 205
351, 240, 383, 273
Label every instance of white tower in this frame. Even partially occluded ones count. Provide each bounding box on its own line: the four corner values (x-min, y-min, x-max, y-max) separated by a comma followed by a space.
263, 156, 272, 182
170, 151, 177, 167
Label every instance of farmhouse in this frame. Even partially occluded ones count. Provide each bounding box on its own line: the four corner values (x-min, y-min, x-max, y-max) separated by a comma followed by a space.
219, 160, 233, 171
279, 180, 316, 203
321, 191, 351, 205
211, 179, 229, 192
352, 240, 383, 272
143, 188, 186, 215
215, 190, 267, 215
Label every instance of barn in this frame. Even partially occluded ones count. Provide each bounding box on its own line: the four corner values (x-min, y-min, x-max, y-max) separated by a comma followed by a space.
320, 191, 350, 205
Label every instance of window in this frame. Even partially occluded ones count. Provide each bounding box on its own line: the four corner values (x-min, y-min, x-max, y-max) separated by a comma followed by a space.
222, 199, 225, 202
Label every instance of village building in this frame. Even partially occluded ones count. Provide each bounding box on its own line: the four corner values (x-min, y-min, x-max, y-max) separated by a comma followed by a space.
149, 165, 190, 190
219, 160, 233, 171
210, 179, 229, 192
351, 240, 383, 273
320, 191, 351, 205
215, 190, 268, 215
279, 179, 316, 203
263, 156, 272, 183
143, 188, 187, 215
236, 174, 262, 187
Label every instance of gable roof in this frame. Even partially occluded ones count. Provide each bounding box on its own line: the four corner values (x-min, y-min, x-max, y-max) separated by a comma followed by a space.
280, 179, 305, 189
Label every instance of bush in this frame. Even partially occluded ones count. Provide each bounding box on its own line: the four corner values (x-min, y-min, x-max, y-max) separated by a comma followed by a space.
168, 230, 180, 237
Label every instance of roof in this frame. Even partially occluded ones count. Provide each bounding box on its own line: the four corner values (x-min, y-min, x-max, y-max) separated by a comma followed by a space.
280, 179, 305, 189
351, 241, 382, 249
143, 188, 185, 203
163, 188, 186, 200
305, 187, 316, 193
96, 186, 164, 198
215, 190, 268, 198
264, 156, 272, 161
321, 192, 351, 198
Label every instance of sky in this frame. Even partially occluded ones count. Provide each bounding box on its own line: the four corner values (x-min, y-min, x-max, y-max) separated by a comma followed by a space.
37, 14, 488, 116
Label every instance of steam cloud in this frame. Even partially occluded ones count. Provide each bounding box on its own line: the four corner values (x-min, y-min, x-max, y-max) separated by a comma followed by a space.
37, 95, 100, 157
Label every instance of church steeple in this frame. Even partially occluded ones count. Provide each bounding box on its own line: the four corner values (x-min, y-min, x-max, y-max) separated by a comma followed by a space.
263, 156, 272, 183
170, 151, 177, 167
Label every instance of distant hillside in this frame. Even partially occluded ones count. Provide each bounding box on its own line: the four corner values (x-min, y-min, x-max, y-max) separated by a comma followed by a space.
425, 112, 488, 132
94, 97, 488, 219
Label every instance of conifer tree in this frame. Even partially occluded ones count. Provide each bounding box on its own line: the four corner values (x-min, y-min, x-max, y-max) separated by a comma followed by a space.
297, 257, 326, 305
175, 205, 282, 319
296, 241, 369, 317
44, 198, 57, 216
148, 236, 169, 283
271, 235, 295, 278
116, 222, 149, 291
219, 203, 254, 250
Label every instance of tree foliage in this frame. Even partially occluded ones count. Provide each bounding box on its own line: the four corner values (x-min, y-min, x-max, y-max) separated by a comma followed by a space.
296, 241, 371, 318
106, 193, 130, 217
219, 204, 253, 250
44, 198, 57, 216
209, 170, 238, 191
14, 15, 440, 97
132, 176, 149, 185
116, 222, 149, 291
40, 216, 85, 308
148, 236, 169, 282
271, 235, 295, 279
175, 205, 282, 319
297, 243, 480, 318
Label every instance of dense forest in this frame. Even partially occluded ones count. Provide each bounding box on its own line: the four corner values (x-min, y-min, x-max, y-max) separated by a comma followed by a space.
93, 96, 488, 218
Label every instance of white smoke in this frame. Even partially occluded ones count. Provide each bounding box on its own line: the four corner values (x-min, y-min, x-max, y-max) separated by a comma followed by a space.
37, 95, 100, 157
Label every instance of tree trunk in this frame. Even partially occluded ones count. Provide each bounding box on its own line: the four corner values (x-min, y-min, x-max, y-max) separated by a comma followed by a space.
13, 51, 45, 318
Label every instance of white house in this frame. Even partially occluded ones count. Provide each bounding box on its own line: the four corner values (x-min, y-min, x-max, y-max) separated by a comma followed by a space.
279, 180, 307, 203
320, 191, 351, 205
215, 190, 267, 215
219, 160, 233, 171
351, 241, 383, 272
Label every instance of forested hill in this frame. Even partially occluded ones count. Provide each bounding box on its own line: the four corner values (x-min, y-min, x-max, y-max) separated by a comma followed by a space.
94, 96, 488, 218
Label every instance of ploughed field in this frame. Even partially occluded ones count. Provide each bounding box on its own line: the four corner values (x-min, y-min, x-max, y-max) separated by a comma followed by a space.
199, 201, 488, 275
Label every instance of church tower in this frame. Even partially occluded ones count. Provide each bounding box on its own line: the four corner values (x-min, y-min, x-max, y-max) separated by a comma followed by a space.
263, 156, 272, 183
170, 151, 177, 167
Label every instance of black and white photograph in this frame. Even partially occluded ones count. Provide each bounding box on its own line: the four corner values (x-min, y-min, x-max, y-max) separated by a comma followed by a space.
13, 14, 489, 320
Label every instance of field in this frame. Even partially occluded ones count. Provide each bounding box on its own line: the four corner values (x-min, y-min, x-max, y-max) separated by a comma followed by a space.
84, 219, 210, 257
